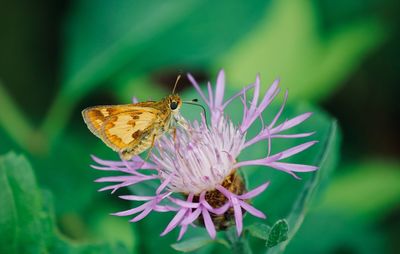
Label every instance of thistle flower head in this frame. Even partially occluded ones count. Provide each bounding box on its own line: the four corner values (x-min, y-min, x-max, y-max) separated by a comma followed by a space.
91, 70, 318, 240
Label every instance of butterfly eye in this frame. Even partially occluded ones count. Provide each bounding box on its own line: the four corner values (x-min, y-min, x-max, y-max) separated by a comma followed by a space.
170, 101, 178, 110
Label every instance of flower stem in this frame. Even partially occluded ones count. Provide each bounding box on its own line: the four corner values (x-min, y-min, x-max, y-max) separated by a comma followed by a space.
224, 228, 253, 254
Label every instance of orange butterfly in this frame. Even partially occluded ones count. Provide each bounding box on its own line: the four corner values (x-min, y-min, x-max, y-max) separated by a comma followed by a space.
82, 76, 194, 160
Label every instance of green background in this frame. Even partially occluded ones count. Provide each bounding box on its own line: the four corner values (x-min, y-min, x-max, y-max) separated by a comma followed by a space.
0, 0, 399, 253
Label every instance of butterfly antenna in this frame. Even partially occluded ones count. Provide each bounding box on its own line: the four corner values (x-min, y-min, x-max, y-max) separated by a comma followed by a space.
172, 75, 181, 94
182, 99, 209, 125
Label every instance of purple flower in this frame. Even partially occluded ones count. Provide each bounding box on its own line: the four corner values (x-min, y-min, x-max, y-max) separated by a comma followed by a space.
90, 70, 318, 240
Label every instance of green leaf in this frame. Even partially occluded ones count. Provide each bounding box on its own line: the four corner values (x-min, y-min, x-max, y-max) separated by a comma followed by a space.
0, 151, 131, 254
0, 84, 36, 153
62, 0, 269, 96
217, 0, 387, 102
0, 152, 45, 254
265, 220, 289, 248
264, 119, 340, 254
171, 237, 220, 252
247, 223, 270, 240
316, 160, 400, 222
41, 0, 270, 145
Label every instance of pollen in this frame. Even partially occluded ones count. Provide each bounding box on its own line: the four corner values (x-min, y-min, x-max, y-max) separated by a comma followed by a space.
193, 170, 246, 230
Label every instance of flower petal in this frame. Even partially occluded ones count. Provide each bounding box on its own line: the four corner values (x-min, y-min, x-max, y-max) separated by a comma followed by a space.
272, 132, 315, 138
238, 181, 270, 199
238, 200, 266, 219
161, 208, 188, 236
112, 202, 149, 216
182, 207, 202, 225
279, 141, 318, 160
177, 224, 189, 241
232, 197, 243, 236
268, 89, 288, 128
202, 207, 216, 239
187, 73, 210, 107
269, 162, 318, 172
214, 70, 225, 108
118, 195, 155, 201
271, 112, 312, 134
130, 206, 153, 222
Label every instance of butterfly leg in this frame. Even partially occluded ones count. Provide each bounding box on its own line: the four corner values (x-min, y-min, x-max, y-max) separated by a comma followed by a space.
146, 134, 157, 160
173, 127, 177, 142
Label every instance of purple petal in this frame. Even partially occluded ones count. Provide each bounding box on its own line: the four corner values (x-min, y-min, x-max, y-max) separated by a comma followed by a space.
232, 197, 243, 236
272, 132, 315, 138
212, 202, 231, 215
207, 82, 214, 109
271, 112, 312, 134
132, 97, 139, 104
154, 205, 174, 212
95, 176, 139, 183
269, 162, 318, 172
118, 195, 154, 201
91, 155, 127, 168
256, 79, 280, 115
238, 181, 270, 199
169, 197, 199, 208
214, 70, 225, 108
131, 206, 153, 222
234, 153, 282, 169
215, 185, 233, 198
178, 224, 188, 241
182, 207, 202, 225
199, 192, 214, 211
238, 200, 266, 219
202, 208, 216, 239
112, 202, 149, 216
279, 141, 318, 160
242, 127, 271, 149
222, 83, 255, 110
156, 177, 171, 194
268, 90, 288, 129
249, 76, 260, 114
161, 208, 188, 236
99, 181, 140, 193
90, 165, 120, 171
187, 73, 210, 107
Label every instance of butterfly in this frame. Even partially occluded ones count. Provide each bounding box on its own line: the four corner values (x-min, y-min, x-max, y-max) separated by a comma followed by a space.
82, 76, 194, 160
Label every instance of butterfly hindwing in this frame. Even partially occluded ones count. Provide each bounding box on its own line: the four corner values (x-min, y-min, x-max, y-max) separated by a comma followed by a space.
102, 110, 160, 151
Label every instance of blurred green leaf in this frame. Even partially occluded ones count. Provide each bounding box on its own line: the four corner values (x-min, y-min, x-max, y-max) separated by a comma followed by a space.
0, 152, 45, 254
217, 0, 387, 102
316, 160, 400, 222
42, 0, 270, 144
264, 119, 339, 254
0, 83, 36, 153
0, 151, 131, 254
284, 211, 387, 254
247, 223, 271, 240
265, 220, 288, 248
171, 237, 228, 252
62, 0, 269, 96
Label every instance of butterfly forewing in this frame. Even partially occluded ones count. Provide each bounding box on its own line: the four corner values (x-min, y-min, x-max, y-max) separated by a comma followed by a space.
82, 93, 182, 159
82, 105, 162, 152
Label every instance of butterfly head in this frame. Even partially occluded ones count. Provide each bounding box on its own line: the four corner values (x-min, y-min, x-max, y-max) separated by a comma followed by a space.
167, 94, 182, 112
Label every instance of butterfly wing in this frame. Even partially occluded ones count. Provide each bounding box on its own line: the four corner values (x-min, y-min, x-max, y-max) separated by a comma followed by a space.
82, 105, 161, 152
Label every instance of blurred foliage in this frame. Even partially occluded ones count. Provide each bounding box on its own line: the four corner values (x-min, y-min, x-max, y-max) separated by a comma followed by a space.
0, 0, 399, 253
0, 152, 130, 254
218, 0, 387, 102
